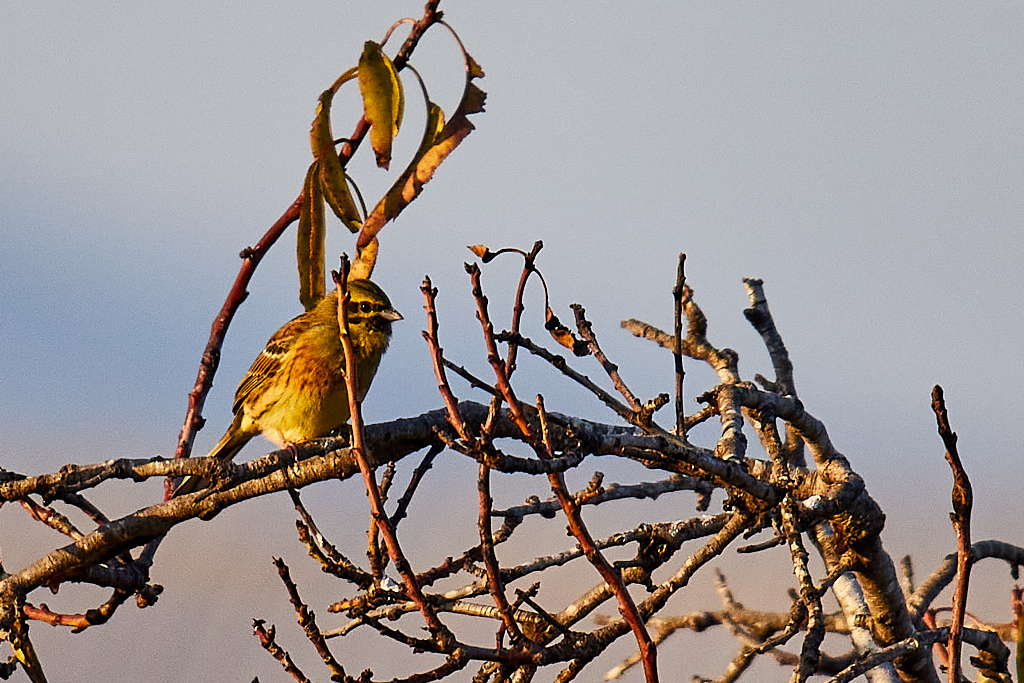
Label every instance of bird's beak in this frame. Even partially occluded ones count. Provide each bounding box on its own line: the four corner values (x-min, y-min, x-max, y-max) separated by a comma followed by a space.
382, 308, 403, 322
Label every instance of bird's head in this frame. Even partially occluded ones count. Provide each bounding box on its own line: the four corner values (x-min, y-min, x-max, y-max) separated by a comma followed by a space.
346, 279, 403, 345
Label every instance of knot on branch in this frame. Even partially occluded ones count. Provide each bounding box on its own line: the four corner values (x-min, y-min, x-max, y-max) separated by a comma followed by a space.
631, 393, 670, 428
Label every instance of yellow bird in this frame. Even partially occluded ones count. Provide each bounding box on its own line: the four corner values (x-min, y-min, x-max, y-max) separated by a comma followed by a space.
175, 279, 402, 495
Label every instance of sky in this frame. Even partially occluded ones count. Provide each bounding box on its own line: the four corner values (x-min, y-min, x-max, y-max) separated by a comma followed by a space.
1, 2, 1022, 681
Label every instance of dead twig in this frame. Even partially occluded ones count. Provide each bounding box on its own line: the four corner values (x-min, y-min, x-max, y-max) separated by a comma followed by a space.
931, 385, 973, 683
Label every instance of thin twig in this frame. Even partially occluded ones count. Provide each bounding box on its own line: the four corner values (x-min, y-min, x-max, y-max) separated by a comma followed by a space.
289, 488, 373, 588
390, 444, 444, 526
23, 588, 134, 633
466, 263, 538, 444
494, 331, 634, 422
272, 557, 346, 680
742, 277, 804, 466
502, 240, 543, 379
931, 385, 973, 683
1011, 586, 1023, 683
421, 276, 473, 441
536, 396, 659, 683
442, 359, 499, 396
334, 260, 453, 648
571, 304, 644, 415
492, 475, 712, 519
18, 498, 84, 540
253, 619, 311, 683
825, 627, 1008, 683
672, 254, 686, 436
477, 462, 533, 648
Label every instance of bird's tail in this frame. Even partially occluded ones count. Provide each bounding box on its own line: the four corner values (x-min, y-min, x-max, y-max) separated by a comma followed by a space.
173, 415, 254, 497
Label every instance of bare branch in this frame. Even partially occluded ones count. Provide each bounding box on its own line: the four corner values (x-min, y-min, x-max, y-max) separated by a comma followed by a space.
931, 385, 974, 683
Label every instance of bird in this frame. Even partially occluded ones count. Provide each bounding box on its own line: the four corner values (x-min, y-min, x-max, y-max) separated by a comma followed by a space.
174, 279, 402, 496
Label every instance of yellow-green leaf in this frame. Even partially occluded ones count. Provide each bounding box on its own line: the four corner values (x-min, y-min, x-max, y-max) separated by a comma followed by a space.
353, 43, 484, 255
310, 89, 335, 158
358, 41, 404, 170
310, 85, 363, 233
309, 68, 356, 156
351, 235, 379, 282
405, 82, 485, 187
396, 99, 445, 204
321, 149, 362, 233
298, 160, 326, 311
356, 100, 445, 250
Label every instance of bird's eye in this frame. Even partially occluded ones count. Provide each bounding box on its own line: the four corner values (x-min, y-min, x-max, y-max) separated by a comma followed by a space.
360, 301, 372, 313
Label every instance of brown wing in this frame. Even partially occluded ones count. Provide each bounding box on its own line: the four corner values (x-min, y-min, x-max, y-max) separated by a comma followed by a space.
232, 313, 316, 414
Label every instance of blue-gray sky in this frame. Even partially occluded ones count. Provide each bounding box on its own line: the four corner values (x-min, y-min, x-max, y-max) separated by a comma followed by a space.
2, 3, 1022, 681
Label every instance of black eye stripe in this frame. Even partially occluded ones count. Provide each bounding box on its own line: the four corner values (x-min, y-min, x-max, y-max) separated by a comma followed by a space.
346, 300, 390, 321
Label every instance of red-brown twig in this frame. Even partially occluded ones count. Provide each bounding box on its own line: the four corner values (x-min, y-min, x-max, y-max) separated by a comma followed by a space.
477, 463, 533, 649
576, 512, 750, 683
465, 263, 536, 442
536, 396, 658, 683
931, 385, 973, 683
467, 262, 658, 679
23, 588, 133, 633
18, 498, 83, 540
367, 463, 397, 579
172, 195, 303, 486
253, 619, 311, 683
385, 651, 469, 683
921, 609, 950, 670
421, 276, 471, 441
334, 260, 453, 648
273, 557, 346, 680
462, 261, 556, 651
502, 239, 543, 378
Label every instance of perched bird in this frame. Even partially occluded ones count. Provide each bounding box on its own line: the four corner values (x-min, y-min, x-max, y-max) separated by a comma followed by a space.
175, 279, 402, 496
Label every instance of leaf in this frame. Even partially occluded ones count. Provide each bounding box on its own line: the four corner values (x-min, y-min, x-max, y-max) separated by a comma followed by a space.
297, 160, 326, 311
350, 235, 379, 282
321, 151, 363, 233
310, 77, 363, 233
310, 88, 334, 158
467, 244, 499, 263
309, 67, 356, 157
358, 41, 404, 170
466, 53, 485, 80
546, 306, 591, 357
424, 82, 485, 163
355, 48, 485, 254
